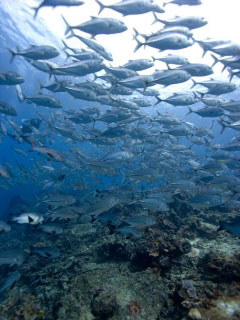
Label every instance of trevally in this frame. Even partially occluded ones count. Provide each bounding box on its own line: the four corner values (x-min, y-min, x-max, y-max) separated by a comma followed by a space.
32, 0, 84, 18
62, 15, 127, 37
8, 45, 59, 63
96, 0, 164, 16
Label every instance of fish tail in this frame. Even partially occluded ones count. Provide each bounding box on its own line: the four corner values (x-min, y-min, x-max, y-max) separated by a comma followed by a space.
152, 12, 162, 25
190, 79, 198, 89
45, 62, 54, 80
154, 96, 162, 106
211, 54, 219, 68
218, 119, 227, 134
29, 142, 35, 152
228, 69, 237, 82
66, 29, 76, 39
32, 6, 40, 19
95, 0, 106, 14
62, 40, 71, 51
195, 40, 207, 58
134, 38, 143, 53
187, 107, 193, 115
62, 15, 72, 35
38, 80, 43, 91
132, 28, 142, 41
65, 51, 71, 62
7, 48, 17, 63
15, 85, 26, 103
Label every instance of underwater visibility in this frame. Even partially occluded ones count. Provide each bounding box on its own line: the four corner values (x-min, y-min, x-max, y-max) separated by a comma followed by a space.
1, 0, 240, 319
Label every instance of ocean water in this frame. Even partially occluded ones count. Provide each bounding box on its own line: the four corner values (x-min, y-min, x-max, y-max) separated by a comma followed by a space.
0, 0, 240, 319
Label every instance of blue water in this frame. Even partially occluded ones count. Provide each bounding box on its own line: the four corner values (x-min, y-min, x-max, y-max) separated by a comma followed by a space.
0, 0, 238, 219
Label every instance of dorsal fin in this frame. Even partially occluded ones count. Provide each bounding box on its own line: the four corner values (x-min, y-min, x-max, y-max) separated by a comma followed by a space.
28, 216, 34, 223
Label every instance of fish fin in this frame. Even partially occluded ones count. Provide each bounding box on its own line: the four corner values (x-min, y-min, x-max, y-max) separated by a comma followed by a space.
95, 0, 106, 14
31, 2, 43, 19
66, 29, 76, 39
190, 79, 198, 89
62, 40, 71, 52
29, 142, 35, 152
45, 62, 54, 80
7, 48, 17, 64
152, 12, 160, 25
186, 107, 193, 115
151, 56, 156, 63
209, 120, 214, 129
38, 80, 43, 91
132, 28, 141, 41
61, 15, 72, 35
211, 54, 219, 68
218, 119, 227, 134
28, 216, 34, 223
154, 96, 162, 106
228, 69, 237, 82
134, 38, 143, 53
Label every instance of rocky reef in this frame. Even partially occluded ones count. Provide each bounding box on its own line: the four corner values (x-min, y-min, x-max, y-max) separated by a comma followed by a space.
0, 204, 240, 320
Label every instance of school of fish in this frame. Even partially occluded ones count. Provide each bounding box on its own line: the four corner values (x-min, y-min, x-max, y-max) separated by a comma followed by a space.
0, 0, 240, 295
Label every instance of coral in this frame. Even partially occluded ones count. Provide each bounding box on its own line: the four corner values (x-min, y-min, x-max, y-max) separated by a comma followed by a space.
0, 293, 41, 320
91, 287, 119, 319
126, 300, 142, 319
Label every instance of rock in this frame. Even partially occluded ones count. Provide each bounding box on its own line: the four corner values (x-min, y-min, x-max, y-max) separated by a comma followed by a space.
188, 308, 202, 319
91, 288, 119, 319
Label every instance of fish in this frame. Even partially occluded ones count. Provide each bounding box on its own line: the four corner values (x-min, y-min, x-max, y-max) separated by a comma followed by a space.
0, 70, 24, 85
0, 165, 10, 179
0, 100, 17, 116
47, 59, 105, 77
0, 271, 21, 295
96, 0, 164, 16
187, 106, 224, 118
152, 54, 189, 67
153, 14, 207, 29
125, 215, 156, 227
210, 42, 240, 57
156, 93, 198, 106
12, 212, 44, 225
29, 144, 65, 162
0, 249, 24, 266
87, 197, 120, 216
113, 222, 143, 239
39, 223, 63, 234
19, 91, 62, 109
0, 220, 11, 232
151, 70, 191, 86
102, 151, 134, 162
139, 197, 170, 211
68, 32, 113, 61
8, 45, 59, 63
135, 32, 193, 52
47, 208, 79, 221
30, 246, 60, 258
196, 39, 230, 57
41, 194, 76, 208
176, 63, 213, 77
191, 79, 237, 95
164, 0, 202, 6
62, 15, 127, 37
218, 219, 240, 237
104, 66, 137, 79
32, 0, 84, 18
122, 59, 154, 71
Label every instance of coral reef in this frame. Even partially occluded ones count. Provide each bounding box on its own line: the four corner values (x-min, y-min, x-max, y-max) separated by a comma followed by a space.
0, 205, 240, 319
